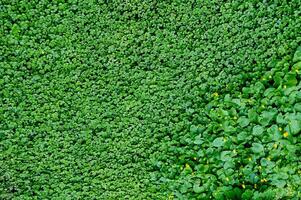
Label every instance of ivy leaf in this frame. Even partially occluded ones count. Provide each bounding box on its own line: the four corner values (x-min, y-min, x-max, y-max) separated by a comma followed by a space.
232, 98, 245, 108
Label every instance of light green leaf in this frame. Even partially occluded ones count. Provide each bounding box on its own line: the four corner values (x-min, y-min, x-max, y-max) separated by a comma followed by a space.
193, 183, 204, 193
212, 137, 224, 147
292, 61, 301, 73
294, 103, 301, 112
221, 151, 232, 162
251, 143, 264, 153
264, 88, 275, 97
259, 110, 277, 126
248, 109, 258, 123
237, 131, 251, 141
289, 120, 301, 135
271, 179, 286, 188
276, 114, 286, 124
268, 125, 282, 141
238, 116, 250, 127
254, 82, 265, 94
222, 121, 236, 133
194, 135, 204, 145
252, 125, 264, 136
293, 46, 301, 63
180, 181, 192, 193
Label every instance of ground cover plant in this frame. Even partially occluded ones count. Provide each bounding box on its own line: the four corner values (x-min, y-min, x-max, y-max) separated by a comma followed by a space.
158, 47, 301, 199
0, 0, 300, 199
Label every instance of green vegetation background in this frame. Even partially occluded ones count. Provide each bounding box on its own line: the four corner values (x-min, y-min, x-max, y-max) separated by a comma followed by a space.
1, 0, 300, 199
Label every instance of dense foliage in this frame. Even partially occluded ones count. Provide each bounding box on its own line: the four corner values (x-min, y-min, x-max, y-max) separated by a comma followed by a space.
158, 47, 301, 199
0, 0, 300, 199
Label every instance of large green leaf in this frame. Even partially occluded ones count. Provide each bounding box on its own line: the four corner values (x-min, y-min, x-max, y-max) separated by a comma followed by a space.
271, 179, 286, 188
268, 125, 282, 141
237, 131, 252, 141
238, 116, 250, 127
289, 120, 301, 135
221, 151, 232, 162
212, 137, 225, 147
293, 46, 301, 63
193, 182, 204, 193
259, 110, 277, 126
248, 109, 258, 123
252, 125, 264, 136
294, 103, 301, 112
254, 82, 265, 94
251, 143, 264, 153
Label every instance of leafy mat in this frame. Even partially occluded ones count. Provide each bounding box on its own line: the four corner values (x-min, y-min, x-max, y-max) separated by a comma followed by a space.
1, 0, 301, 199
